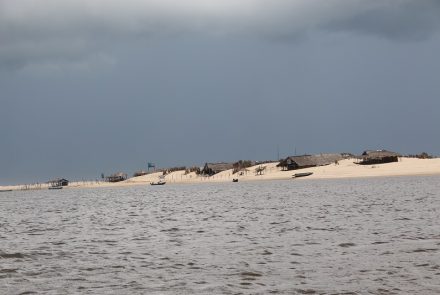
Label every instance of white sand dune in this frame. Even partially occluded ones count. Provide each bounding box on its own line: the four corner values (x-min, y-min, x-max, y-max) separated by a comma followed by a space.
122, 157, 440, 185
2, 158, 440, 191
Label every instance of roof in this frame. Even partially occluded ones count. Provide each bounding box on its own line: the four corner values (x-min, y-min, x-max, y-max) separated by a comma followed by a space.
108, 172, 127, 178
285, 153, 344, 167
47, 178, 69, 183
362, 150, 401, 158
204, 162, 234, 172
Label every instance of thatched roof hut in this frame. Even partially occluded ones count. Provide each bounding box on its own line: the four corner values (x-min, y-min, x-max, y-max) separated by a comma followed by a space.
359, 150, 400, 165
201, 162, 234, 176
278, 154, 344, 171
106, 172, 128, 182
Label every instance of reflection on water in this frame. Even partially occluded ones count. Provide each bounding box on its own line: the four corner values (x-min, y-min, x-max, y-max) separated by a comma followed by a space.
1, 176, 440, 294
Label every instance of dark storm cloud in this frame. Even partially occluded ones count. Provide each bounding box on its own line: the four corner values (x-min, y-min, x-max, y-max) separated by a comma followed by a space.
1, 0, 440, 70
326, 0, 440, 41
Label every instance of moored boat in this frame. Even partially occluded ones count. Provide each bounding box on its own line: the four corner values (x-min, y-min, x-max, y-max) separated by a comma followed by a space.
293, 172, 313, 178
49, 185, 63, 190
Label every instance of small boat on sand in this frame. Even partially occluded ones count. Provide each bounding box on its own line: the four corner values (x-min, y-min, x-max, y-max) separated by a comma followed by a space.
232, 179, 238, 182
293, 172, 313, 178
49, 185, 63, 190
150, 180, 166, 186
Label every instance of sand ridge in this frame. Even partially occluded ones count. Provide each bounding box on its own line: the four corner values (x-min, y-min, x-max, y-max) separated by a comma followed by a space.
2, 158, 440, 191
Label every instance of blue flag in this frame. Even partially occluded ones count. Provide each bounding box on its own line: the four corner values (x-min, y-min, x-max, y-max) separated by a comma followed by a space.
148, 162, 155, 168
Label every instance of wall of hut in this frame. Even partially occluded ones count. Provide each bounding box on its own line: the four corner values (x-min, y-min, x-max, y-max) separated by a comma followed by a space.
48, 178, 69, 186
106, 173, 127, 182
359, 156, 398, 165
358, 150, 400, 165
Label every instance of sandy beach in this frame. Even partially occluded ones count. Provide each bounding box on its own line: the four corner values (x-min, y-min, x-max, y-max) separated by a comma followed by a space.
2, 157, 440, 191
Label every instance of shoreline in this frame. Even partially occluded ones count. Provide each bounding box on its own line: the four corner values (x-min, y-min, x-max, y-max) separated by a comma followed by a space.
1, 157, 440, 191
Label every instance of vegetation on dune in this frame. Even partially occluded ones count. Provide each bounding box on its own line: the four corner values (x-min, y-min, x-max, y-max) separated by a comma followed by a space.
233, 160, 254, 174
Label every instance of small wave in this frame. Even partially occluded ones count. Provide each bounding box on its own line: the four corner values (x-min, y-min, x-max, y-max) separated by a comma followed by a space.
409, 248, 438, 253
0, 252, 25, 259
296, 289, 317, 294
395, 217, 411, 221
132, 237, 148, 241
0, 268, 17, 273
160, 228, 180, 232
414, 263, 429, 267
376, 288, 393, 294
338, 243, 356, 248
306, 226, 338, 232
240, 271, 263, 277
81, 267, 101, 271
380, 251, 394, 255
242, 276, 257, 281
91, 239, 118, 243
194, 281, 207, 284
269, 221, 289, 225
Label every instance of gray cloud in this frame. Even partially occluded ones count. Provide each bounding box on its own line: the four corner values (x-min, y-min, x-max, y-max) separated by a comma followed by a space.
326, 0, 440, 41
1, 0, 440, 69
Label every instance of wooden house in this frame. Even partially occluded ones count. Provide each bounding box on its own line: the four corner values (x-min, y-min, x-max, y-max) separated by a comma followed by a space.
201, 162, 234, 176
358, 150, 400, 165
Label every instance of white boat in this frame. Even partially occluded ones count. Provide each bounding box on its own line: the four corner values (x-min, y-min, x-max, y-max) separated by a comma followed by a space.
150, 180, 166, 186
49, 185, 63, 190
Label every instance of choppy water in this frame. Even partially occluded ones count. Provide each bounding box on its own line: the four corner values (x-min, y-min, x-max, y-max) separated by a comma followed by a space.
1, 176, 440, 294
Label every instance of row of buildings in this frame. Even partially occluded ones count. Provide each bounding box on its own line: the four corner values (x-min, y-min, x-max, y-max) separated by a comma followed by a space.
49, 150, 401, 184
277, 150, 401, 170
200, 150, 401, 176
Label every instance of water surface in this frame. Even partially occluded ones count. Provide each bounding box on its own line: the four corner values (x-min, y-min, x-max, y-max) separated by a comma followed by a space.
1, 176, 440, 294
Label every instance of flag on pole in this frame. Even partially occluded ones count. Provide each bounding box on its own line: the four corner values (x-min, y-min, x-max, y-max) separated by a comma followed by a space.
148, 162, 155, 168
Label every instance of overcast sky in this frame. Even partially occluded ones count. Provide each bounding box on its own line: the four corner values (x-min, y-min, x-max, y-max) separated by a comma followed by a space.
1, 0, 440, 184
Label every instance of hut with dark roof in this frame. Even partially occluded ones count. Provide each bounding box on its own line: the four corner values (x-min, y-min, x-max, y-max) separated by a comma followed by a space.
47, 178, 69, 186
201, 162, 234, 176
358, 150, 400, 165
106, 172, 128, 182
278, 154, 344, 171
